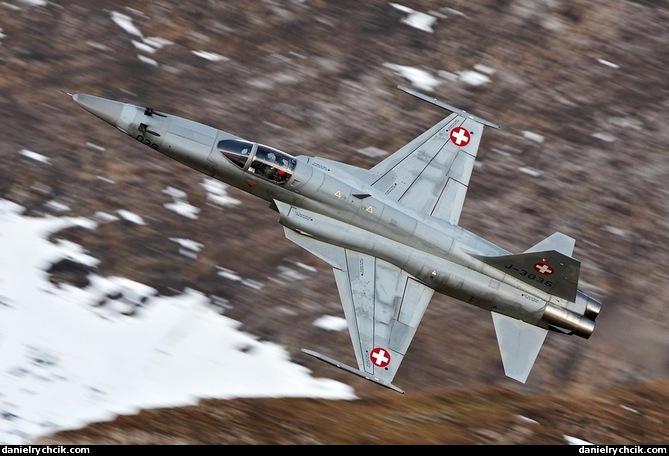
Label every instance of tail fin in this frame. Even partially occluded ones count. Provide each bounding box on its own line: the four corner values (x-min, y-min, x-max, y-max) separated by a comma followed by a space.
473, 232, 581, 302
480, 233, 588, 383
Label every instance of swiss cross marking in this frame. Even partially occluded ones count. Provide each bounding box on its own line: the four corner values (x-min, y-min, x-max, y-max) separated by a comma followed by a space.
534, 262, 554, 275
450, 126, 471, 146
370, 347, 391, 367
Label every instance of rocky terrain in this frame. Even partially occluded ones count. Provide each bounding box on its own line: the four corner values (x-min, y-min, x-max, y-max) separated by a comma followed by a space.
36, 379, 669, 444
2, 0, 668, 444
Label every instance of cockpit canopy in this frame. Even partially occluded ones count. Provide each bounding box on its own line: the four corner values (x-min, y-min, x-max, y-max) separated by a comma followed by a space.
217, 139, 297, 184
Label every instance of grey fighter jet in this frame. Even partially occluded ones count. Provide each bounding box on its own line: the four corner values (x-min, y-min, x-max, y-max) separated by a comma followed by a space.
69, 86, 602, 393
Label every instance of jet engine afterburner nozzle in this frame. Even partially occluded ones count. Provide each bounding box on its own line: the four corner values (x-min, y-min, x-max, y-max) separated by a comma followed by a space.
542, 304, 596, 339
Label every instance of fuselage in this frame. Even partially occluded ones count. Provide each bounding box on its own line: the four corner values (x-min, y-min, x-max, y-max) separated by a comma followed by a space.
74, 94, 600, 337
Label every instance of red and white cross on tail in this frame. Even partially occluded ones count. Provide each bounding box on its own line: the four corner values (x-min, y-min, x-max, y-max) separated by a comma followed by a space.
534, 261, 554, 275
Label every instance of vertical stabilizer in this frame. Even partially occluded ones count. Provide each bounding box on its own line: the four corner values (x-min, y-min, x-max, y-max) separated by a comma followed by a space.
473, 232, 581, 302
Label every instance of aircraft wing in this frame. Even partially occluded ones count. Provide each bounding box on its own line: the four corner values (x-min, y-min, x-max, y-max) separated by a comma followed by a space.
368, 86, 497, 225
331, 250, 434, 389
279, 205, 433, 393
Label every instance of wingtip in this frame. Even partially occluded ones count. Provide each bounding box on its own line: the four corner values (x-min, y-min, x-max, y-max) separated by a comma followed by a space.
302, 348, 405, 394
396, 83, 501, 129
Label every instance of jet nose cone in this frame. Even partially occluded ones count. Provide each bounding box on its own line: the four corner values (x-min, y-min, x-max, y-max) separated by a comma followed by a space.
72, 94, 125, 127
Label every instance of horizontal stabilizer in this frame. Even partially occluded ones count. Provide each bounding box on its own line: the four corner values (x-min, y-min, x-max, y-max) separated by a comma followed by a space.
524, 232, 575, 256
302, 348, 405, 394
492, 312, 548, 383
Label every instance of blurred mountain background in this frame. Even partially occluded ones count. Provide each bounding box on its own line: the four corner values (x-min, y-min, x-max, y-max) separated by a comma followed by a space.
2, 0, 668, 444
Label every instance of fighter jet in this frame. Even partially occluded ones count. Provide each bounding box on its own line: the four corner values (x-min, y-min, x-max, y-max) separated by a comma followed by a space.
69, 85, 602, 393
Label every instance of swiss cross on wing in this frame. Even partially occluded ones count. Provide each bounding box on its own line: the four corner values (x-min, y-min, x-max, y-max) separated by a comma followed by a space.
370, 347, 391, 368
450, 126, 471, 147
